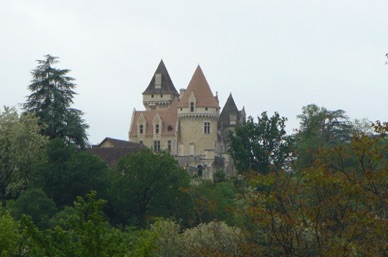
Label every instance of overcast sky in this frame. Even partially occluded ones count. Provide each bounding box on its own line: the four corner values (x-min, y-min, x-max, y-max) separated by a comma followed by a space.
1, 0, 387, 144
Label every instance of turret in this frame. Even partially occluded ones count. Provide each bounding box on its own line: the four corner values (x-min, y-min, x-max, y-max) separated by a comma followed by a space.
142, 60, 179, 111
177, 66, 220, 157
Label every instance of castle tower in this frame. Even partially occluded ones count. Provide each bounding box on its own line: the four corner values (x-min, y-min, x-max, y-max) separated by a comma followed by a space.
218, 93, 246, 148
142, 60, 179, 111
177, 66, 220, 158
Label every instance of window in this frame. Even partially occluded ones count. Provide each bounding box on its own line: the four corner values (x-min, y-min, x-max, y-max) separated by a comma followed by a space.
155, 74, 162, 89
154, 141, 160, 151
155, 124, 160, 134
204, 122, 210, 134
139, 124, 144, 134
139, 140, 143, 144
190, 102, 194, 112
167, 140, 172, 152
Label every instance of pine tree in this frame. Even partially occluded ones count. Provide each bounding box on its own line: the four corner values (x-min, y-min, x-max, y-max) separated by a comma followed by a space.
23, 54, 88, 148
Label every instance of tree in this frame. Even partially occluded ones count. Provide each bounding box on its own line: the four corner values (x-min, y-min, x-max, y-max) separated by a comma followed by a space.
294, 104, 354, 169
0, 107, 48, 204
10, 188, 57, 229
228, 112, 293, 174
180, 221, 244, 257
133, 219, 245, 257
20, 191, 132, 256
23, 54, 88, 148
33, 139, 110, 209
235, 122, 388, 256
188, 181, 238, 225
0, 207, 20, 257
109, 149, 192, 227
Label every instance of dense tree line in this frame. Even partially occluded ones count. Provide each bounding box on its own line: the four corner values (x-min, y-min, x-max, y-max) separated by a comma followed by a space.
0, 55, 387, 256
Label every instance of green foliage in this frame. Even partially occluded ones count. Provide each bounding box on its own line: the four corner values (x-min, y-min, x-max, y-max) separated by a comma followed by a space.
295, 104, 354, 169
21, 191, 132, 256
236, 123, 388, 256
23, 54, 89, 148
0, 207, 20, 257
189, 181, 238, 225
0, 106, 48, 204
109, 148, 192, 227
149, 219, 181, 257
180, 221, 244, 257
228, 112, 293, 174
34, 139, 110, 208
133, 219, 244, 257
10, 188, 57, 229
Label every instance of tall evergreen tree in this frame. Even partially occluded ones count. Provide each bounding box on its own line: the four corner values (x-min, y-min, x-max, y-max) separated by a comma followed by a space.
23, 55, 88, 148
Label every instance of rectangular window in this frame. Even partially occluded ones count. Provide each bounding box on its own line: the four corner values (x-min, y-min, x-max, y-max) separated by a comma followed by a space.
155, 124, 160, 134
190, 102, 194, 112
139, 124, 144, 134
154, 141, 160, 152
167, 140, 172, 152
204, 122, 210, 134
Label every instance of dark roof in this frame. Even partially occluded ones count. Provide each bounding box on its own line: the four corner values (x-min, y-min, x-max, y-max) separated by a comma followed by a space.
142, 60, 179, 96
98, 137, 140, 148
218, 93, 242, 129
220, 93, 239, 118
87, 137, 146, 166
87, 146, 145, 167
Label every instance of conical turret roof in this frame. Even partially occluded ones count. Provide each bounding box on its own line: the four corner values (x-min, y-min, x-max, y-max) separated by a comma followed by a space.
177, 66, 219, 108
220, 93, 239, 118
142, 60, 179, 95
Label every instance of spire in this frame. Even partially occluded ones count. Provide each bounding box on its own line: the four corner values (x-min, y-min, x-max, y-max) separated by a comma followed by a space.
219, 93, 243, 129
142, 60, 179, 96
177, 65, 219, 108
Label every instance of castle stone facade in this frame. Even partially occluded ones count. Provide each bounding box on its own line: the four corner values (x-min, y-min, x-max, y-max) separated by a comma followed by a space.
128, 60, 245, 179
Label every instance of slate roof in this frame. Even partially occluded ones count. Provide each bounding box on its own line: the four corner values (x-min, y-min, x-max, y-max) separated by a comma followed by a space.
87, 138, 146, 166
220, 93, 239, 118
142, 60, 179, 96
177, 66, 219, 108
219, 93, 243, 129
98, 137, 140, 148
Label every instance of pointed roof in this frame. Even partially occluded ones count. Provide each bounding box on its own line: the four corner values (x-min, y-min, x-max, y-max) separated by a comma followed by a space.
177, 66, 219, 108
142, 60, 179, 95
220, 93, 239, 118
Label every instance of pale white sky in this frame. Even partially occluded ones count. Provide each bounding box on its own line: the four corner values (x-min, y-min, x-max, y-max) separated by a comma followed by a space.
1, 0, 388, 144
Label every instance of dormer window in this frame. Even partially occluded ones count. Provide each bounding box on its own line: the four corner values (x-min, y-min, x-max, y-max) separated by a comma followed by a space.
190, 102, 195, 112
155, 124, 160, 134
229, 114, 237, 125
139, 124, 144, 134
155, 74, 162, 89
